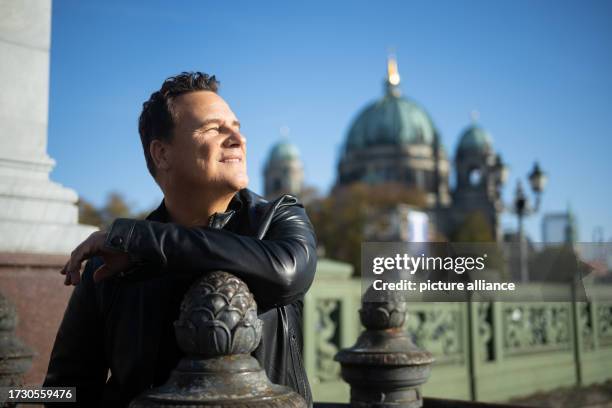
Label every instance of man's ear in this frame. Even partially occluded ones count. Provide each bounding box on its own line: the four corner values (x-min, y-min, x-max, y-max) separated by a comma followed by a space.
150, 139, 171, 172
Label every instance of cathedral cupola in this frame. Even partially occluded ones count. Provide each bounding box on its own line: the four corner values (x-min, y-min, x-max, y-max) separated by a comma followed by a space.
337, 55, 450, 208
264, 133, 304, 199
452, 112, 506, 240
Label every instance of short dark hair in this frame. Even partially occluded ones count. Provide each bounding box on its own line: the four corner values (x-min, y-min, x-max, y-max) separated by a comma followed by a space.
138, 72, 220, 177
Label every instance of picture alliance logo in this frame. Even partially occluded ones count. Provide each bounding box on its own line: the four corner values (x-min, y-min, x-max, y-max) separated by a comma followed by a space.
371, 253, 488, 275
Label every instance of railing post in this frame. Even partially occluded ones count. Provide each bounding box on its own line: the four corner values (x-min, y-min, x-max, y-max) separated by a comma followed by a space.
0, 291, 33, 387
130, 271, 306, 408
571, 282, 584, 387
466, 300, 478, 401
334, 287, 434, 407
590, 298, 599, 350
491, 302, 504, 364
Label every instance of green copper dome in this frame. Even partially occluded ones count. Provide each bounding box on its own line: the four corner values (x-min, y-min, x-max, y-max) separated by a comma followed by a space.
457, 125, 493, 153
268, 140, 300, 162
344, 93, 437, 153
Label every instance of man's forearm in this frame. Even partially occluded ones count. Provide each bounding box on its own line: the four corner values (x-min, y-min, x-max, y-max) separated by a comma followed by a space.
105, 216, 317, 308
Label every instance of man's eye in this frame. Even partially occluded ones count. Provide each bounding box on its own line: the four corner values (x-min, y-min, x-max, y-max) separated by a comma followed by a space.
204, 127, 220, 134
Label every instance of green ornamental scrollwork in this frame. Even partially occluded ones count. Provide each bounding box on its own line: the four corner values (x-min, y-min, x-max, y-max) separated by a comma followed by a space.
315, 299, 341, 382
579, 303, 594, 350
478, 303, 493, 361
598, 302, 612, 345
547, 305, 571, 346
405, 306, 462, 363
504, 304, 571, 354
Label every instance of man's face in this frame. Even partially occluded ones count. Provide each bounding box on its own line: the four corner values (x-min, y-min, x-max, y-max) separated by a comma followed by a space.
164, 91, 248, 194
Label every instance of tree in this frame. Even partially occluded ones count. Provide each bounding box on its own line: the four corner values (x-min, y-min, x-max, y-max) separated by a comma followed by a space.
77, 198, 103, 227
451, 211, 494, 242
306, 182, 427, 275
298, 185, 320, 207
101, 192, 132, 228
77, 191, 151, 229
450, 210, 507, 279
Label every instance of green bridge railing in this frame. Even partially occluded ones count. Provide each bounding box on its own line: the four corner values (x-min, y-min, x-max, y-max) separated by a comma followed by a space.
304, 259, 612, 404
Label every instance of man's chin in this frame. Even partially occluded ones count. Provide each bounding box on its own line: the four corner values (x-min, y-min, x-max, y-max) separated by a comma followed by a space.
228, 176, 249, 192
188, 175, 248, 196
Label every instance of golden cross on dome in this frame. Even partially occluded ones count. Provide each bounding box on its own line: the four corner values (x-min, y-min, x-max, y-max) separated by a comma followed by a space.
387, 54, 400, 86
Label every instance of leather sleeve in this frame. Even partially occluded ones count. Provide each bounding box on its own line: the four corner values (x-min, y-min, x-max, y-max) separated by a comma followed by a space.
44, 259, 107, 406
105, 203, 317, 309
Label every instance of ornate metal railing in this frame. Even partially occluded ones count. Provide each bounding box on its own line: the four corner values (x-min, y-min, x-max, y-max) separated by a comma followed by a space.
125, 269, 521, 407
304, 267, 612, 404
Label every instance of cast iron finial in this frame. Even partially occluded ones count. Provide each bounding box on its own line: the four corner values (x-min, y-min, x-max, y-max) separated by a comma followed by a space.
174, 271, 263, 357
335, 286, 434, 408
130, 271, 305, 408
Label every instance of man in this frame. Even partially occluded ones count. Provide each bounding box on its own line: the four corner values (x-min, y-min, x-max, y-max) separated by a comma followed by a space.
44, 72, 317, 407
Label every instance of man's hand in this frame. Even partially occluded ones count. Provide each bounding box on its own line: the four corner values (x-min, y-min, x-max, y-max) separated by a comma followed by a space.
61, 231, 134, 285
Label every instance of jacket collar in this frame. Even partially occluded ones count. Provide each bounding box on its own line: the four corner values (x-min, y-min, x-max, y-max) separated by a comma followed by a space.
146, 190, 245, 229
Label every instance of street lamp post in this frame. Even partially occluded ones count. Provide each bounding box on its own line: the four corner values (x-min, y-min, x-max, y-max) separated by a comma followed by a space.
507, 162, 547, 283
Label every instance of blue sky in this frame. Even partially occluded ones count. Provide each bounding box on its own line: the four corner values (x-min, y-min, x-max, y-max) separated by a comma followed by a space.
48, 0, 612, 242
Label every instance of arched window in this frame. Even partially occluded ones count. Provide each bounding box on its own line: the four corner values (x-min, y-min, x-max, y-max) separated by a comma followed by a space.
469, 167, 482, 186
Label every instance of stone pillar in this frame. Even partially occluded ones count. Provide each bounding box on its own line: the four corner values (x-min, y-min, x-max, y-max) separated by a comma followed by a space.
0, 0, 96, 254
130, 271, 306, 408
335, 287, 434, 408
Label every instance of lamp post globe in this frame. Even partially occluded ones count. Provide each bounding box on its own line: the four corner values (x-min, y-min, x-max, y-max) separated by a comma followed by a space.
528, 162, 547, 193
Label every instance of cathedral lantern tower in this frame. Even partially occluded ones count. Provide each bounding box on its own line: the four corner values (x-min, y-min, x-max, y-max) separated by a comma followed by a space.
452, 112, 506, 240
337, 56, 451, 208
264, 139, 304, 199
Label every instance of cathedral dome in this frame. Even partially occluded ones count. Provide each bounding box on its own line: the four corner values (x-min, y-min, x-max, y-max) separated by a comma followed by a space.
268, 140, 300, 163
344, 58, 436, 153
457, 124, 493, 153
345, 96, 437, 152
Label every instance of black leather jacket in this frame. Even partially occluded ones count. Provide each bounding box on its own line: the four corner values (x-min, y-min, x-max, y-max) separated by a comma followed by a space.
44, 189, 317, 407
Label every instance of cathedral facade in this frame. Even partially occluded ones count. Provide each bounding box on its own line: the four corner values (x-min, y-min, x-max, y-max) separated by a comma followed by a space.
264, 57, 507, 242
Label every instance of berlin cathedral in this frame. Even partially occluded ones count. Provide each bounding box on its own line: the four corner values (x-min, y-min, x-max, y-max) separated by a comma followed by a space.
263, 56, 508, 242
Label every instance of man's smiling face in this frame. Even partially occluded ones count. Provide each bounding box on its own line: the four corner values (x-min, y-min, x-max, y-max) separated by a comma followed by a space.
165, 90, 248, 195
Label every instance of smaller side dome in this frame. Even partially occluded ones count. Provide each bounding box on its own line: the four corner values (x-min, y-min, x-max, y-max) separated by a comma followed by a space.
457, 125, 493, 153
268, 140, 300, 162
264, 139, 304, 199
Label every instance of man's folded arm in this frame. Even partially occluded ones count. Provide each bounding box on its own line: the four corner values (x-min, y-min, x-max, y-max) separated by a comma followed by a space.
44, 259, 108, 405
106, 204, 317, 308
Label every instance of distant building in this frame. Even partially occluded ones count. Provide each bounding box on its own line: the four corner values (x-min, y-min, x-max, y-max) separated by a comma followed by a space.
336, 56, 506, 240
263, 140, 304, 199
363, 205, 430, 242
263, 56, 509, 241
542, 210, 577, 245
336, 56, 451, 210
450, 120, 506, 241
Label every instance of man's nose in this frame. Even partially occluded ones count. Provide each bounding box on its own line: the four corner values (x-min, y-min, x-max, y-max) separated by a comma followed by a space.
224, 129, 246, 148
